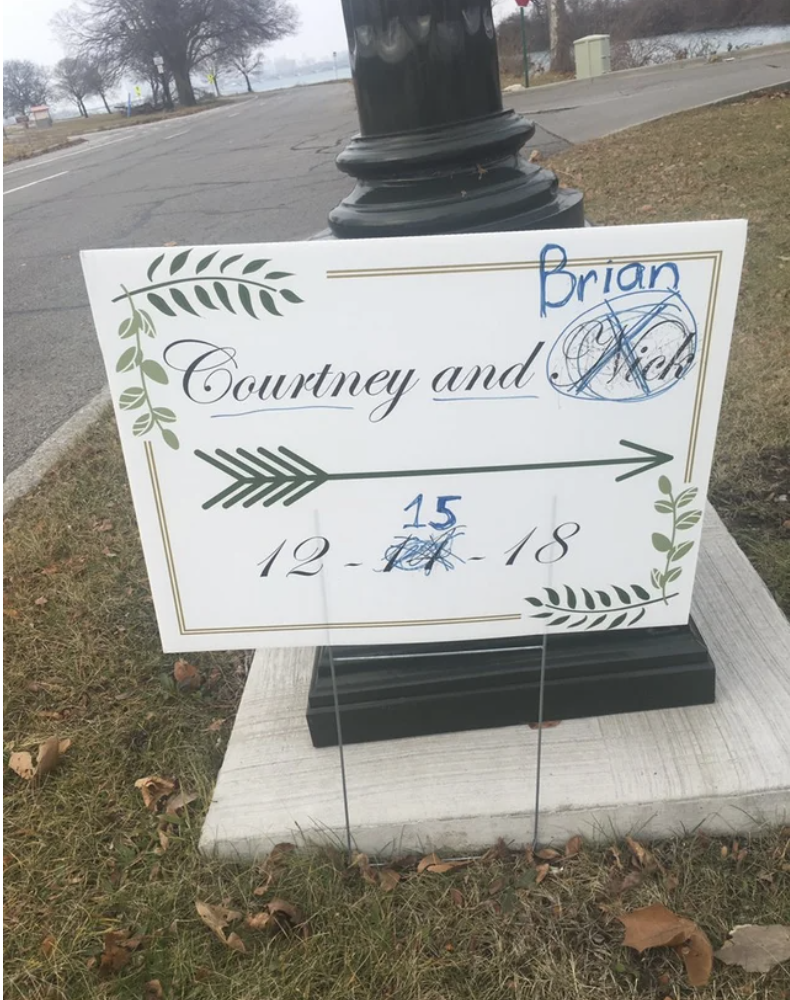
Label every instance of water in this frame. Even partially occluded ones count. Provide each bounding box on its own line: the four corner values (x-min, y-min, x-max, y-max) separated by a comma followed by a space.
527, 23, 790, 72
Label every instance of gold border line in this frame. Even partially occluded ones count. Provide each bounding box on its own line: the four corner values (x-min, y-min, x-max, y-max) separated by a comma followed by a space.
326, 250, 716, 279
145, 443, 520, 637
684, 251, 722, 482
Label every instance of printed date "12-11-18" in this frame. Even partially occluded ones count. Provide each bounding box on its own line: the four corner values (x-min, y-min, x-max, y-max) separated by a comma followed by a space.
255, 522, 581, 579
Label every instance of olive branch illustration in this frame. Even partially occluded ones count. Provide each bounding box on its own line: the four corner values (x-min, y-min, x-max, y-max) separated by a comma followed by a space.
111, 248, 304, 449
525, 475, 702, 630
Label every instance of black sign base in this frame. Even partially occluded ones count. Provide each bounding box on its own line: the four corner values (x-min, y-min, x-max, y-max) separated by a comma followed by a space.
306, 623, 714, 748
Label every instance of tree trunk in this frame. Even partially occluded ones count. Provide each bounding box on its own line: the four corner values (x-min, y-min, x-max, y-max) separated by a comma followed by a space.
171, 64, 196, 106
549, 0, 574, 73
243, 72, 253, 93
213, 78, 221, 97
78, 98, 89, 117
99, 91, 112, 114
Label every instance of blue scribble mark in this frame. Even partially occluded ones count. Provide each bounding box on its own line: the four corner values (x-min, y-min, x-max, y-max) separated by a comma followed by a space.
546, 288, 697, 403
378, 525, 466, 576
211, 405, 354, 418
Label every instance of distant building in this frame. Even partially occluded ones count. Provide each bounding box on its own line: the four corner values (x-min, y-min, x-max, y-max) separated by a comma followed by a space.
29, 105, 53, 127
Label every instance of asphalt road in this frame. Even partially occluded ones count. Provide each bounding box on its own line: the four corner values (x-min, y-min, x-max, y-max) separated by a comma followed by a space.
4, 44, 789, 478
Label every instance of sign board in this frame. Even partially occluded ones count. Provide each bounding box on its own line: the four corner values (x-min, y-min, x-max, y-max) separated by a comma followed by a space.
82, 221, 746, 651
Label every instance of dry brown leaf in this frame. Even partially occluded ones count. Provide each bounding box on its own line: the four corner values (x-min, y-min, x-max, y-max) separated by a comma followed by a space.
34, 596, 48, 606
379, 868, 401, 892
625, 836, 655, 870
481, 838, 511, 863
351, 851, 378, 885
619, 903, 695, 951
144, 980, 164, 999
253, 842, 295, 894
417, 852, 468, 874
535, 863, 550, 885
206, 718, 226, 732
715, 924, 790, 974
247, 898, 308, 937
678, 927, 714, 987
226, 932, 246, 953
164, 789, 197, 814
564, 835, 583, 858
99, 929, 144, 976
195, 900, 242, 947
35, 736, 71, 781
450, 888, 465, 907
536, 848, 562, 861
528, 149, 541, 162
8, 751, 35, 781
135, 776, 176, 811
528, 718, 560, 729
173, 659, 201, 691
163, 241, 178, 247
41, 935, 56, 957
156, 827, 169, 853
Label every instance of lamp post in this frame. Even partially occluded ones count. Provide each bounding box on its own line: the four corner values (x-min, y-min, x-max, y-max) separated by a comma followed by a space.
308, 0, 712, 747
327, 0, 582, 238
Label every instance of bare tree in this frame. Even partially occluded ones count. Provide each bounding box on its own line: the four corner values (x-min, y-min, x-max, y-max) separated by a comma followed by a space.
3, 60, 50, 117
226, 44, 263, 92
83, 55, 119, 112
55, 0, 298, 107
53, 57, 92, 117
548, 0, 573, 73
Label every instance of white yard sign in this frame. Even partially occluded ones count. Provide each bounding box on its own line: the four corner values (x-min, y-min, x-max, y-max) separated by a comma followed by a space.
82, 221, 746, 651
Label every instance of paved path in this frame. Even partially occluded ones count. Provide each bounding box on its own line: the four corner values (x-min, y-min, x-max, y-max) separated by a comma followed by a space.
4, 45, 789, 478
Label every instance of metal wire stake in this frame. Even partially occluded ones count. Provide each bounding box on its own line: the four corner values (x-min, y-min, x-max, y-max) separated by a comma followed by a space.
314, 510, 353, 858
532, 495, 557, 848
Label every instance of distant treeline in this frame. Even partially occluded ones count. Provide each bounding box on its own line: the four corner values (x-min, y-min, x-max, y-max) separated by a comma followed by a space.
498, 0, 790, 56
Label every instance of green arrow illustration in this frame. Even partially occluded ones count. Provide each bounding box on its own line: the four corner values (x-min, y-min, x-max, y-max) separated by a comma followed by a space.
194, 439, 673, 510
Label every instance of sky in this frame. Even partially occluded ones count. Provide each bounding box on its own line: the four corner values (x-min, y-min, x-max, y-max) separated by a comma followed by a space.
3, 0, 350, 67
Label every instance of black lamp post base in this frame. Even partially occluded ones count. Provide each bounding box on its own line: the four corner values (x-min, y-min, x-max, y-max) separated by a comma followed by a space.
329, 111, 584, 238
306, 623, 714, 747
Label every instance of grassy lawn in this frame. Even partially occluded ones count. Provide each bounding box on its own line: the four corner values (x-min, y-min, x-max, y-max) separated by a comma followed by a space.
3, 99, 237, 164
3, 94, 789, 999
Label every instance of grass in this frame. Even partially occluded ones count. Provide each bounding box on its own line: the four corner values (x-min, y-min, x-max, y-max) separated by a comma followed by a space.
2, 99, 237, 164
4, 94, 790, 999
548, 89, 790, 612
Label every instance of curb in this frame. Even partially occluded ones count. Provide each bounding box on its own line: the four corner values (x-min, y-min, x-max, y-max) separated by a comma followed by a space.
3, 388, 110, 514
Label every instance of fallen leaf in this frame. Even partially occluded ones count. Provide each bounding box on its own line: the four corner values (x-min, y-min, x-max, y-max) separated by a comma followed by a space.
99, 929, 144, 975
173, 659, 201, 692
253, 842, 295, 894
379, 868, 401, 892
625, 836, 656, 870
156, 827, 169, 853
564, 835, 583, 858
246, 898, 308, 937
41, 935, 56, 957
135, 776, 176, 811
481, 838, 511, 862
528, 149, 541, 162
163, 241, 178, 247
535, 863, 550, 885
8, 751, 35, 781
35, 736, 71, 781
144, 980, 164, 999
664, 873, 680, 891
226, 932, 246, 953
680, 927, 714, 987
528, 719, 560, 729
195, 900, 242, 947
450, 888, 465, 907
206, 718, 226, 732
94, 519, 113, 532
715, 924, 790, 974
34, 596, 48, 606
619, 903, 695, 951
351, 851, 378, 885
164, 789, 196, 815
417, 852, 468, 874
619, 903, 713, 986
536, 848, 562, 861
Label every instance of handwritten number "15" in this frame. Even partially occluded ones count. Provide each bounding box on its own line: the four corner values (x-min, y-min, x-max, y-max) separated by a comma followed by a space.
403, 494, 463, 530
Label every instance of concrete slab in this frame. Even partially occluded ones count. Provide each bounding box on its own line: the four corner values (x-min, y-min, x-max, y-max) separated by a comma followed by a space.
200, 506, 790, 860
